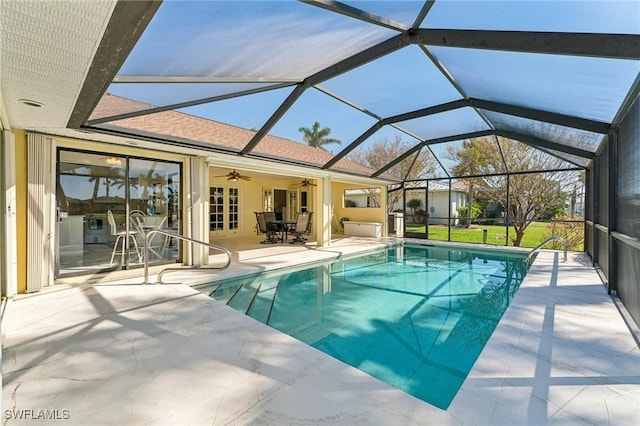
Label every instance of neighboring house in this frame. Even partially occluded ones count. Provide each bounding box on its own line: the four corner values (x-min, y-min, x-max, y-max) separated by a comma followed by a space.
392, 181, 468, 226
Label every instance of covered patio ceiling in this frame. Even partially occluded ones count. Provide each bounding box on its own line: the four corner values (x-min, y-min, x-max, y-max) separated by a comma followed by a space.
70, 1, 640, 182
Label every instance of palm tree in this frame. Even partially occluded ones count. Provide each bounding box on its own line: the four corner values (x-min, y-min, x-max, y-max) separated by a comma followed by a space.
298, 121, 341, 150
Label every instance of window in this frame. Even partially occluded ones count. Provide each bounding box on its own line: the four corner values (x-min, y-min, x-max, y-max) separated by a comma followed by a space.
344, 188, 381, 208
210, 187, 224, 231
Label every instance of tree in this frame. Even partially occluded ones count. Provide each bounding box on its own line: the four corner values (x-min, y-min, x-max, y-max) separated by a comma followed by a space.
407, 198, 422, 215
448, 140, 489, 227
349, 134, 436, 215
298, 121, 341, 150
450, 136, 580, 247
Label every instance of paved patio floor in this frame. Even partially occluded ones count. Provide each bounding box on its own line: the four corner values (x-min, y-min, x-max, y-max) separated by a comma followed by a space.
2, 238, 639, 425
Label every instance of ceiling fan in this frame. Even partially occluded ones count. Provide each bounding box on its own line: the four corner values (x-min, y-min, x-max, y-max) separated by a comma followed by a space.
298, 178, 317, 188
213, 169, 251, 181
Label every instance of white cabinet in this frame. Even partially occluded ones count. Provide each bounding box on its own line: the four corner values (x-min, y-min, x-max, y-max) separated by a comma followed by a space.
343, 221, 382, 237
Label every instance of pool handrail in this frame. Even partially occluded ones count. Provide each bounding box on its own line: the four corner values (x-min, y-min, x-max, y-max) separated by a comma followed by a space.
142, 229, 232, 284
527, 236, 568, 263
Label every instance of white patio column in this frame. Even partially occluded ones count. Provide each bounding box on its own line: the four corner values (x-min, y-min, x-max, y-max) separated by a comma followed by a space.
189, 156, 208, 266
316, 176, 332, 247
380, 185, 388, 237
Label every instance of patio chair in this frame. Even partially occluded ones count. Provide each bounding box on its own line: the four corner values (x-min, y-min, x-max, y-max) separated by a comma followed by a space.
107, 210, 141, 264
131, 215, 168, 260
289, 211, 312, 244
255, 212, 279, 244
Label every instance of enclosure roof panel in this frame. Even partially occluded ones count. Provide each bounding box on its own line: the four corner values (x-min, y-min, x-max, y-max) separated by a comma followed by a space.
80, 0, 640, 180
118, 0, 397, 80
422, 0, 640, 34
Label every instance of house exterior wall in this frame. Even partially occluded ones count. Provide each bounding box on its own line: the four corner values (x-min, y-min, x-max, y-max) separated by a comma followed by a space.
427, 191, 467, 225
4, 128, 387, 293
208, 173, 315, 240
332, 181, 387, 235
17, 134, 193, 292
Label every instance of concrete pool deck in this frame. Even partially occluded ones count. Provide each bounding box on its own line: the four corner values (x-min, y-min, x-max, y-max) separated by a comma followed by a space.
2, 238, 639, 425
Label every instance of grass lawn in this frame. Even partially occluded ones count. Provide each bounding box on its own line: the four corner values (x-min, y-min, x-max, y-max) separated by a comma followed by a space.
405, 222, 560, 248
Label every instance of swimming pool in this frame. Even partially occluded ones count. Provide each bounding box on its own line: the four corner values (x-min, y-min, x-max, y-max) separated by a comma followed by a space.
197, 243, 531, 409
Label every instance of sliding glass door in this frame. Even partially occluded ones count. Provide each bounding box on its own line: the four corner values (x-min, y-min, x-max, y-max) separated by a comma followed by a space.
56, 149, 182, 277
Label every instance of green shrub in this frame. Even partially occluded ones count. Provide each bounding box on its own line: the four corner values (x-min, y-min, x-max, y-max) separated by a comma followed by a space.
458, 203, 482, 225
407, 198, 422, 212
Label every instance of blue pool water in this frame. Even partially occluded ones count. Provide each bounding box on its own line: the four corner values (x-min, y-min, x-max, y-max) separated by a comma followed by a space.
198, 244, 530, 409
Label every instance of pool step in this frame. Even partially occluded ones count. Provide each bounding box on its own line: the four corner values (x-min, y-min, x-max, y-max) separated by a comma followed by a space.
228, 282, 263, 314
209, 281, 280, 321
248, 285, 279, 324
210, 283, 242, 304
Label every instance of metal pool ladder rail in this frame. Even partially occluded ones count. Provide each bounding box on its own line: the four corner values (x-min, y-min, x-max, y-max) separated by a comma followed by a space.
142, 229, 232, 284
527, 236, 568, 263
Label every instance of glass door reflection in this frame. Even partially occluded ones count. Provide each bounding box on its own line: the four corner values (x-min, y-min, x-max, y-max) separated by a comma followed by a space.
129, 158, 181, 263
57, 151, 128, 274
56, 150, 182, 277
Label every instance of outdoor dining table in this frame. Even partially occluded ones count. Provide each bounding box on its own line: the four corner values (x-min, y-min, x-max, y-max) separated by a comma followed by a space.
268, 220, 296, 242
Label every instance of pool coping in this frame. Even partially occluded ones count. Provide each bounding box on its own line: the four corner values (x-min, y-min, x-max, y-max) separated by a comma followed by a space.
2, 239, 639, 425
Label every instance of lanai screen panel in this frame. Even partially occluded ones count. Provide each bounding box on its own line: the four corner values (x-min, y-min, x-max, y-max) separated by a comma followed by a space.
530, 147, 592, 169
482, 111, 604, 154
337, 127, 425, 180
104, 83, 288, 112
617, 96, 640, 239
396, 107, 490, 141
340, 1, 428, 28
320, 46, 463, 118
422, 0, 639, 33
428, 47, 640, 123
86, 1, 640, 183
425, 138, 509, 178
265, 87, 378, 153
118, 1, 397, 80
410, 147, 448, 180
178, 87, 295, 135
497, 138, 580, 174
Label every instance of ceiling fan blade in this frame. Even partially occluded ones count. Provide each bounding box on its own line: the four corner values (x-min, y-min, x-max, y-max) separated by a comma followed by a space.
238, 176, 251, 181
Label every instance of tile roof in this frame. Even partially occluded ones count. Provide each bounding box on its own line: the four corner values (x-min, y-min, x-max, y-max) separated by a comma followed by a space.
91, 94, 383, 177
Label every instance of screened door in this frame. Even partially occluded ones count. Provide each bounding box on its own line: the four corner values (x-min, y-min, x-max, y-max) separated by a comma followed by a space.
404, 188, 428, 238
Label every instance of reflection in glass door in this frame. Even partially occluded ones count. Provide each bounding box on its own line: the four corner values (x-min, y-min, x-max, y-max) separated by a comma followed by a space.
129, 158, 182, 263
56, 150, 181, 277
57, 151, 127, 274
